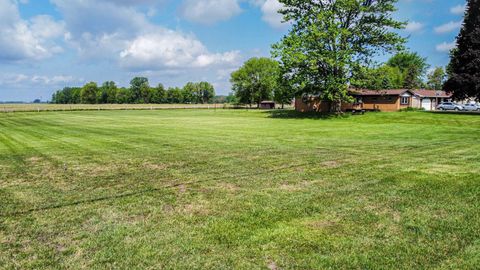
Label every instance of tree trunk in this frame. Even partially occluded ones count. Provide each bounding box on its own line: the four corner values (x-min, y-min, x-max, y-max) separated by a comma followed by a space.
330, 100, 343, 114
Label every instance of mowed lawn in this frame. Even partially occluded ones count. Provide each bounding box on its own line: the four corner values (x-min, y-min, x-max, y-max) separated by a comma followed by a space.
0, 110, 479, 269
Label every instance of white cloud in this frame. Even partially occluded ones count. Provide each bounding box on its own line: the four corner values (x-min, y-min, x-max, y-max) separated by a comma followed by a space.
259, 0, 285, 28
51, 0, 241, 72
405, 21, 424, 33
249, 0, 285, 28
434, 21, 462, 34
0, 73, 81, 86
450, 4, 466, 15
436, 41, 456, 53
180, 0, 242, 25
120, 31, 240, 70
30, 15, 66, 39
0, 0, 65, 62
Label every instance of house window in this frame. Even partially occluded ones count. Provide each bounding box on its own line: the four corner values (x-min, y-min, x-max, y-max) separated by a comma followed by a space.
401, 97, 409, 105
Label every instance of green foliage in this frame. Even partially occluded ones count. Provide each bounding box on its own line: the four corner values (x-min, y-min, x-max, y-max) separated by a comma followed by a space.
351, 52, 430, 90
274, 76, 296, 108
399, 107, 425, 112
273, 0, 406, 111
182, 82, 197, 103
80, 82, 99, 104
197, 81, 215, 104
225, 93, 238, 104
115, 88, 131, 104
151, 84, 167, 104
230, 57, 280, 107
182, 82, 216, 104
351, 65, 403, 90
98, 81, 118, 104
444, 0, 480, 100
166, 87, 184, 103
51, 78, 217, 104
427, 67, 447, 90
51, 87, 81, 104
130, 77, 151, 103
386, 52, 429, 89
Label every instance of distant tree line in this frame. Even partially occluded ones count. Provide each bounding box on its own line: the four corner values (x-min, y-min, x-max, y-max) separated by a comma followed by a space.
51, 77, 225, 104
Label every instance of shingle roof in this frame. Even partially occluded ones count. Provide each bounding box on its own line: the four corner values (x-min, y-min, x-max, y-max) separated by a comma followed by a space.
412, 89, 452, 98
349, 89, 411, 96
349, 88, 452, 98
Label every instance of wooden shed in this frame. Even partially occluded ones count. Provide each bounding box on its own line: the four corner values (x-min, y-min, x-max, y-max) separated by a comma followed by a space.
260, 101, 276, 109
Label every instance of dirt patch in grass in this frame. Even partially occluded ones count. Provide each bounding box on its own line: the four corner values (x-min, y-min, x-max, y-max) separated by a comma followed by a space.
216, 182, 240, 193
181, 203, 211, 216
423, 164, 460, 174
321, 160, 342, 168
267, 260, 279, 270
279, 183, 304, 192
177, 184, 187, 193
143, 162, 169, 171
26, 156, 43, 163
161, 202, 211, 216
306, 220, 341, 230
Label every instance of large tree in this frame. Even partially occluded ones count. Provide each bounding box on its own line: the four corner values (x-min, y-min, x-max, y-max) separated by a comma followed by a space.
444, 0, 480, 100
130, 77, 151, 103
272, 0, 405, 112
230, 57, 280, 107
115, 88, 132, 104
98, 81, 118, 104
197, 82, 215, 104
152, 83, 167, 104
166, 87, 184, 103
182, 82, 198, 103
80, 82, 99, 104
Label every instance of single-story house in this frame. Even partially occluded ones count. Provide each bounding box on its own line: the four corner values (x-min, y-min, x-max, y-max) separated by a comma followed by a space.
295, 89, 452, 112
260, 101, 276, 109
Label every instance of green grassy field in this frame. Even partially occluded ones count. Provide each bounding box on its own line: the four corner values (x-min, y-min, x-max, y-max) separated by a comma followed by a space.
1, 110, 479, 269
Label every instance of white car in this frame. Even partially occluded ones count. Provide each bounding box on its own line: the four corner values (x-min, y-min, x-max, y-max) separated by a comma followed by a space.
463, 104, 480, 111
436, 102, 464, 111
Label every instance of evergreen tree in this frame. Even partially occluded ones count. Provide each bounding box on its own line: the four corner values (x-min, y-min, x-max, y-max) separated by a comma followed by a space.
444, 0, 480, 100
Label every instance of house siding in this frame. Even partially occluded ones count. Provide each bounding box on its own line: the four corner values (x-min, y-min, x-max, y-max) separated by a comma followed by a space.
295, 98, 358, 112
295, 89, 452, 113
362, 96, 400, 111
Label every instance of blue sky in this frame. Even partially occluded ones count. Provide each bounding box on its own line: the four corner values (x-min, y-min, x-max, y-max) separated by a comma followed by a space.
0, 0, 467, 101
